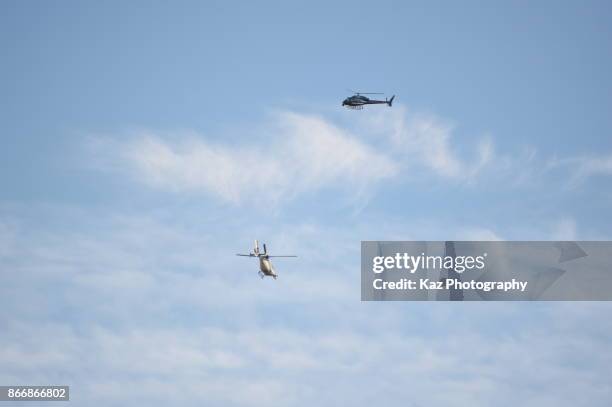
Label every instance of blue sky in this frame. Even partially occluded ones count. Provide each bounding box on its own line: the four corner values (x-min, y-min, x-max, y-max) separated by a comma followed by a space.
1, 1, 612, 406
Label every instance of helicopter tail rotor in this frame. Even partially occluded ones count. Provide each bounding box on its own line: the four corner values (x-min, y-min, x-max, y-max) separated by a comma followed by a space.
387, 95, 395, 107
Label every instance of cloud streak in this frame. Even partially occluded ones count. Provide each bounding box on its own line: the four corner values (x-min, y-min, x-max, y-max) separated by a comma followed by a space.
359, 106, 494, 180
92, 105, 612, 207
111, 112, 398, 205
548, 154, 612, 185
91, 107, 504, 205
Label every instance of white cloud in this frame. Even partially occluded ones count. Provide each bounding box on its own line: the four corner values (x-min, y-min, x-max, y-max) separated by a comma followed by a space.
3, 317, 612, 407
551, 218, 578, 240
548, 154, 612, 185
459, 227, 504, 241
109, 112, 398, 205
92, 105, 612, 205
2, 206, 612, 406
89, 107, 510, 205
357, 106, 494, 180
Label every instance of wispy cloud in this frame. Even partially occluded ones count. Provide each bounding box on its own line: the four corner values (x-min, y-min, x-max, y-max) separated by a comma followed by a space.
89, 107, 505, 205
2, 204, 612, 406
358, 106, 494, 180
551, 217, 578, 240
548, 154, 612, 185
94, 112, 398, 205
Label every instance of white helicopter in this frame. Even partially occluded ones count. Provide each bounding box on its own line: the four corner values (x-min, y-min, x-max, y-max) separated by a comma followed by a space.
236, 240, 297, 279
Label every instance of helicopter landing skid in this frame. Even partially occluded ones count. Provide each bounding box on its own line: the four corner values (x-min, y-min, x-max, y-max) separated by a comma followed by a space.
346, 105, 364, 110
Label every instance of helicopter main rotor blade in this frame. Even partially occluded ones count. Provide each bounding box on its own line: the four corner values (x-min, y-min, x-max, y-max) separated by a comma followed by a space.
348, 89, 384, 94
267, 255, 298, 258
347, 89, 384, 95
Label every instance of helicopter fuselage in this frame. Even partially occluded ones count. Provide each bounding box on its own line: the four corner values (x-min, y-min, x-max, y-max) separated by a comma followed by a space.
343, 96, 385, 106
342, 94, 394, 109
259, 256, 277, 279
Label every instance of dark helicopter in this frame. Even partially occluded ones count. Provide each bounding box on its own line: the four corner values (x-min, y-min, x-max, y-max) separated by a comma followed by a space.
342, 91, 395, 110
